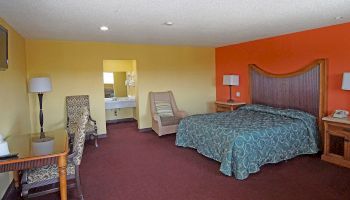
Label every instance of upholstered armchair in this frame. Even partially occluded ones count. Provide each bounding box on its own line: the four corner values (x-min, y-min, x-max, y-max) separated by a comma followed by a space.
21, 107, 89, 199
149, 91, 187, 136
66, 95, 98, 147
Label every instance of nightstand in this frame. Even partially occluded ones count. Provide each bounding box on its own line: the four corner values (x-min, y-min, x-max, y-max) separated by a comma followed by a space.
215, 101, 246, 112
321, 116, 350, 168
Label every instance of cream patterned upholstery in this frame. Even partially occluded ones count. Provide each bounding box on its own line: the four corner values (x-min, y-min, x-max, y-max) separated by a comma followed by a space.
27, 162, 75, 184
73, 107, 89, 166
149, 91, 188, 136
67, 121, 95, 139
66, 95, 99, 147
21, 107, 89, 199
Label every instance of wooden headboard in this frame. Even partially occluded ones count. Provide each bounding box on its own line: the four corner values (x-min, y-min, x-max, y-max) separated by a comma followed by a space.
249, 59, 328, 130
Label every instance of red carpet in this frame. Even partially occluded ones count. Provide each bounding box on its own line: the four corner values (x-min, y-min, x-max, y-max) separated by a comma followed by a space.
31, 122, 350, 200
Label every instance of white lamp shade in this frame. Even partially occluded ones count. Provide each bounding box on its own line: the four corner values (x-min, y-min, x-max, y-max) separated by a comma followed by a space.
342, 72, 350, 91
29, 77, 52, 93
223, 75, 239, 86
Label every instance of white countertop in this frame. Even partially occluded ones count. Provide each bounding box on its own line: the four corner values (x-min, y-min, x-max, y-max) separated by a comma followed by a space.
105, 97, 136, 109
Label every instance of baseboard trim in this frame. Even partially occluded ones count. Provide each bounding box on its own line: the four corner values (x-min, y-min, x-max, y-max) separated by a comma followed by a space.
97, 133, 107, 139
106, 118, 136, 124
2, 181, 17, 200
138, 128, 153, 133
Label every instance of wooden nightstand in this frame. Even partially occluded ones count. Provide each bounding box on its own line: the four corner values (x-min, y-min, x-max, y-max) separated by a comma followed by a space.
215, 101, 246, 112
321, 116, 350, 168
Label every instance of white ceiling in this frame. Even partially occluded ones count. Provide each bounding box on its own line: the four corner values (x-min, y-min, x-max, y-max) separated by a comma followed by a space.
0, 0, 350, 47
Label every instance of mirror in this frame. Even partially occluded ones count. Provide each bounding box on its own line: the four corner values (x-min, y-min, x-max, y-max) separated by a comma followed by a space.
103, 72, 128, 98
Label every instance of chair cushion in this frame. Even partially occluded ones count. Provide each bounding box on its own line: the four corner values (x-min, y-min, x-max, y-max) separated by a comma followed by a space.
27, 162, 75, 184
155, 101, 174, 117
67, 121, 95, 136
66, 95, 90, 123
160, 116, 181, 126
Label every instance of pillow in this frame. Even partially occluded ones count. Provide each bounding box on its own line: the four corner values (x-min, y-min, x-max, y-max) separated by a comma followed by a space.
155, 101, 174, 117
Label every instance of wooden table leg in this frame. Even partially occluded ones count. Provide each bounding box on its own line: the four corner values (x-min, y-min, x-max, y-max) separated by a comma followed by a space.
13, 171, 20, 189
324, 130, 330, 155
58, 155, 68, 200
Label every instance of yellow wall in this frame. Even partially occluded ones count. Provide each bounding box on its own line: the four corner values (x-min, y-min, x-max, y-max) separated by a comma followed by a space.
0, 18, 30, 198
26, 40, 216, 133
113, 72, 127, 97
103, 60, 134, 72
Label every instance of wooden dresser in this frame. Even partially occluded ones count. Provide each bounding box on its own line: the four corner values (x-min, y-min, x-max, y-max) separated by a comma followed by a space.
215, 101, 246, 112
321, 116, 350, 168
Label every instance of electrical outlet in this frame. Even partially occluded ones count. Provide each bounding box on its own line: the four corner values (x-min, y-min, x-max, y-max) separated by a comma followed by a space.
236, 92, 240, 97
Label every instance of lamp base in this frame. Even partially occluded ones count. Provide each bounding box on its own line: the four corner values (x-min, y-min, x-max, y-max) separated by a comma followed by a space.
32, 136, 54, 156
32, 136, 54, 143
227, 99, 235, 103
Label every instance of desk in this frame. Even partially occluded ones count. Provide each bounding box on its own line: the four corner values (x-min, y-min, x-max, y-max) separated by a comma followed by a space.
0, 129, 69, 200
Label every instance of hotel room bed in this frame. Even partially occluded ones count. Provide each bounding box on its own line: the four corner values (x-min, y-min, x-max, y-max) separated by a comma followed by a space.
175, 59, 327, 180
176, 105, 319, 179
176, 104, 319, 180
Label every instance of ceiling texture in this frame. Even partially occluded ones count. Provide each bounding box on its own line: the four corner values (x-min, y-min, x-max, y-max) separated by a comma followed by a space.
0, 0, 350, 47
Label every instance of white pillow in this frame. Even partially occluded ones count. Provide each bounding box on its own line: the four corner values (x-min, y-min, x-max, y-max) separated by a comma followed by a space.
155, 101, 174, 117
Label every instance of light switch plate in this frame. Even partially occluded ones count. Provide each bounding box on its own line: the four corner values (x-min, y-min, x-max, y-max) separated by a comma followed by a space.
236, 92, 240, 97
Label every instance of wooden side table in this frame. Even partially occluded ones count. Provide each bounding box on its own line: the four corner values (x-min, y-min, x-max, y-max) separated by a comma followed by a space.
215, 101, 246, 112
1, 129, 69, 200
321, 116, 350, 168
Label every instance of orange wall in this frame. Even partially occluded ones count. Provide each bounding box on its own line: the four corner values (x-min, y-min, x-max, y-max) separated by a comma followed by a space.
216, 22, 350, 113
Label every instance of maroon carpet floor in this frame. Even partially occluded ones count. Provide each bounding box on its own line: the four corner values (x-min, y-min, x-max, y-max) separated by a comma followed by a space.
29, 122, 350, 200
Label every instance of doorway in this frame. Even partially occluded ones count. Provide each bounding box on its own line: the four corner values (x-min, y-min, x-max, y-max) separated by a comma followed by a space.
103, 60, 137, 124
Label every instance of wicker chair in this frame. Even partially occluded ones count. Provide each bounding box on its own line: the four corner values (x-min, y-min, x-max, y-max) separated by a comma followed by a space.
21, 107, 89, 199
66, 95, 98, 147
149, 91, 187, 136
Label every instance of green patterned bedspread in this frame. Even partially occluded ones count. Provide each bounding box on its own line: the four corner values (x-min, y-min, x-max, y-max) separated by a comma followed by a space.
175, 104, 319, 180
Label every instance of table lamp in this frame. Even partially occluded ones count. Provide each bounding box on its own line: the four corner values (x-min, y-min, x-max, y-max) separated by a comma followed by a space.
29, 77, 52, 140
223, 75, 239, 103
0, 134, 10, 156
342, 72, 350, 91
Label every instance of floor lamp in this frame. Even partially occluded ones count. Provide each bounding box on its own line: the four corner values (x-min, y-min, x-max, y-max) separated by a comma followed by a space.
29, 77, 52, 140
223, 75, 239, 103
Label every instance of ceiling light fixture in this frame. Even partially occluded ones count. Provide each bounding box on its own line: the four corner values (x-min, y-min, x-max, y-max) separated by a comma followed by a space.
335, 16, 343, 20
100, 26, 109, 31
164, 21, 173, 26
